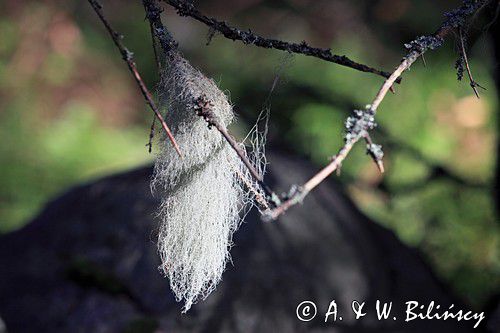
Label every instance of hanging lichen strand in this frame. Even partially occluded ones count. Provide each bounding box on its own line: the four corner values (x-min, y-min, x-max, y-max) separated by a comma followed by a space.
151, 53, 261, 312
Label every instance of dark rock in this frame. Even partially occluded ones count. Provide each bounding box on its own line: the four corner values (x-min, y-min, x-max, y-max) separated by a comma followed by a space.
0, 151, 488, 332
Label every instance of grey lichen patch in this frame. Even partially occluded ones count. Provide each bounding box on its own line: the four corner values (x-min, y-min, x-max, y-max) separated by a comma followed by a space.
366, 143, 384, 164
344, 106, 377, 144
404, 36, 444, 54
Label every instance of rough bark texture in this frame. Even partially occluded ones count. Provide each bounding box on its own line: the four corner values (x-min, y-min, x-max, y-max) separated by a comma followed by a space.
0, 150, 493, 332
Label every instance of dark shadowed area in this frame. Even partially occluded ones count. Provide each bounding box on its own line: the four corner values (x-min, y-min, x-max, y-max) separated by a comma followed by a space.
1, 150, 496, 332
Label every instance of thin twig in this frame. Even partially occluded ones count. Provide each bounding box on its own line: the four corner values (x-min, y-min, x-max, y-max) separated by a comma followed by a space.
149, 21, 162, 72
193, 95, 262, 182
146, 21, 161, 153
458, 28, 486, 98
265, 0, 487, 220
193, 95, 279, 206
146, 115, 156, 153
363, 133, 385, 173
87, 0, 182, 157
162, 0, 401, 83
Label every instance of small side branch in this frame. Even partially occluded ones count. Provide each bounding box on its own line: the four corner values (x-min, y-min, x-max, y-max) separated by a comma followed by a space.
87, 0, 182, 157
149, 21, 162, 72
458, 28, 486, 98
146, 115, 156, 153
163, 0, 400, 83
364, 133, 385, 173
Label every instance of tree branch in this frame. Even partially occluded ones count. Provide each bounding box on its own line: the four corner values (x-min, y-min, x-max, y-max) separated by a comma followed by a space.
162, 0, 401, 83
265, 0, 488, 220
193, 95, 279, 207
193, 95, 263, 182
87, 0, 182, 158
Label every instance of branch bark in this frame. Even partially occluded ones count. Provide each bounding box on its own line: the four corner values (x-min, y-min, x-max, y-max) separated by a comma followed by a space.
87, 0, 182, 158
162, 0, 401, 83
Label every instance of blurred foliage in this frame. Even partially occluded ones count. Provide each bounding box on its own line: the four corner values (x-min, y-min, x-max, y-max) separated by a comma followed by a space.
0, 0, 498, 309
0, 1, 152, 232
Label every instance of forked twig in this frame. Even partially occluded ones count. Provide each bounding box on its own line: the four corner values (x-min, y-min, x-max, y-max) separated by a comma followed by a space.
265, 0, 487, 220
264, 59, 408, 220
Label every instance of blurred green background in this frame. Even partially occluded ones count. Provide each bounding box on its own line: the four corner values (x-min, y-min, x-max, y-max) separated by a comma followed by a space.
0, 0, 498, 309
